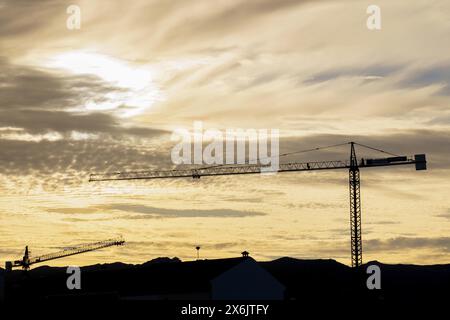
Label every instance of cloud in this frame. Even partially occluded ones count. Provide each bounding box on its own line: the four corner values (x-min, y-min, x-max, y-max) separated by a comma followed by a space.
0, 138, 171, 184
3, 0, 450, 131
435, 209, 450, 220
399, 64, 450, 96
99, 203, 266, 218
307, 236, 450, 257
286, 202, 344, 210
46, 207, 95, 214
0, 109, 165, 137
0, 58, 117, 110
45, 203, 266, 219
149, 0, 317, 51
304, 64, 404, 85
125, 240, 243, 251
365, 237, 450, 253
0, 59, 166, 137
1, 128, 448, 193
0, 0, 67, 38
1, 110, 117, 135
365, 220, 400, 225
427, 114, 450, 126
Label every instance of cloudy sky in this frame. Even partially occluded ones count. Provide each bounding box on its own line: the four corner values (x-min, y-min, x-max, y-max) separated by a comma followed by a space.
1, 0, 449, 267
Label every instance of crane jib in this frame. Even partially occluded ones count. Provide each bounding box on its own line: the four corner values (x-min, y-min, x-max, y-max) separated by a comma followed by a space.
88, 155, 426, 181
5, 238, 125, 271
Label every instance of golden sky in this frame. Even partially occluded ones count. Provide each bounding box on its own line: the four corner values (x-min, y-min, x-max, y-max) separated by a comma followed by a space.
0, 0, 449, 267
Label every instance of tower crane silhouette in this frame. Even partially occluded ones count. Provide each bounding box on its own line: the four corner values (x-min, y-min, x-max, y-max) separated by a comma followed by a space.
89, 142, 426, 267
5, 237, 125, 271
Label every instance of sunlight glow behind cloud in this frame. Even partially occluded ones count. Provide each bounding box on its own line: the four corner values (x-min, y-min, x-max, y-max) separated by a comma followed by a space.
46, 52, 164, 117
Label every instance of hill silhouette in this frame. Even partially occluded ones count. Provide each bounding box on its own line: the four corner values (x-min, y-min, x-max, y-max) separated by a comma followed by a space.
3, 257, 450, 303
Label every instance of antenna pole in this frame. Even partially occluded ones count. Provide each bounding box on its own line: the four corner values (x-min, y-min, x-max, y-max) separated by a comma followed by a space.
196, 246, 200, 260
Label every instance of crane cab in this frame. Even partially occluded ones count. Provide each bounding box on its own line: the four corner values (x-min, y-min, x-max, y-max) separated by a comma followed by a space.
414, 154, 427, 170
5, 261, 12, 272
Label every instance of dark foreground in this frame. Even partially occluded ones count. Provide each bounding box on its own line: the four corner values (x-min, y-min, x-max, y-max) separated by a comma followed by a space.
1, 256, 449, 312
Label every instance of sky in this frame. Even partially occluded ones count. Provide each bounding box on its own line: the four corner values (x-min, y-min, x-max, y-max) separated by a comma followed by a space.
0, 0, 449, 267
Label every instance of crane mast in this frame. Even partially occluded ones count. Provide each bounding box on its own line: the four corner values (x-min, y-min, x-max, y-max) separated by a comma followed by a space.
349, 142, 362, 267
6, 237, 125, 271
89, 142, 426, 267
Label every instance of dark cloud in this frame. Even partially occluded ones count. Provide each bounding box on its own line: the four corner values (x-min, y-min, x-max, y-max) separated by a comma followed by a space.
0, 109, 165, 136
45, 204, 266, 219
311, 236, 450, 258
125, 240, 244, 252
399, 64, 450, 96
210, 242, 241, 250
46, 207, 95, 214
218, 196, 268, 203
286, 202, 344, 210
0, 247, 20, 256
234, 72, 280, 92
0, 59, 166, 137
365, 237, 450, 253
271, 234, 318, 241
0, 58, 118, 110
365, 220, 400, 225
0, 138, 170, 178
304, 64, 404, 85
435, 209, 450, 220
1, 128, 448, 185
427, 114, 450, 126
99, 203, 266, 218
1, 110, 116, 134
